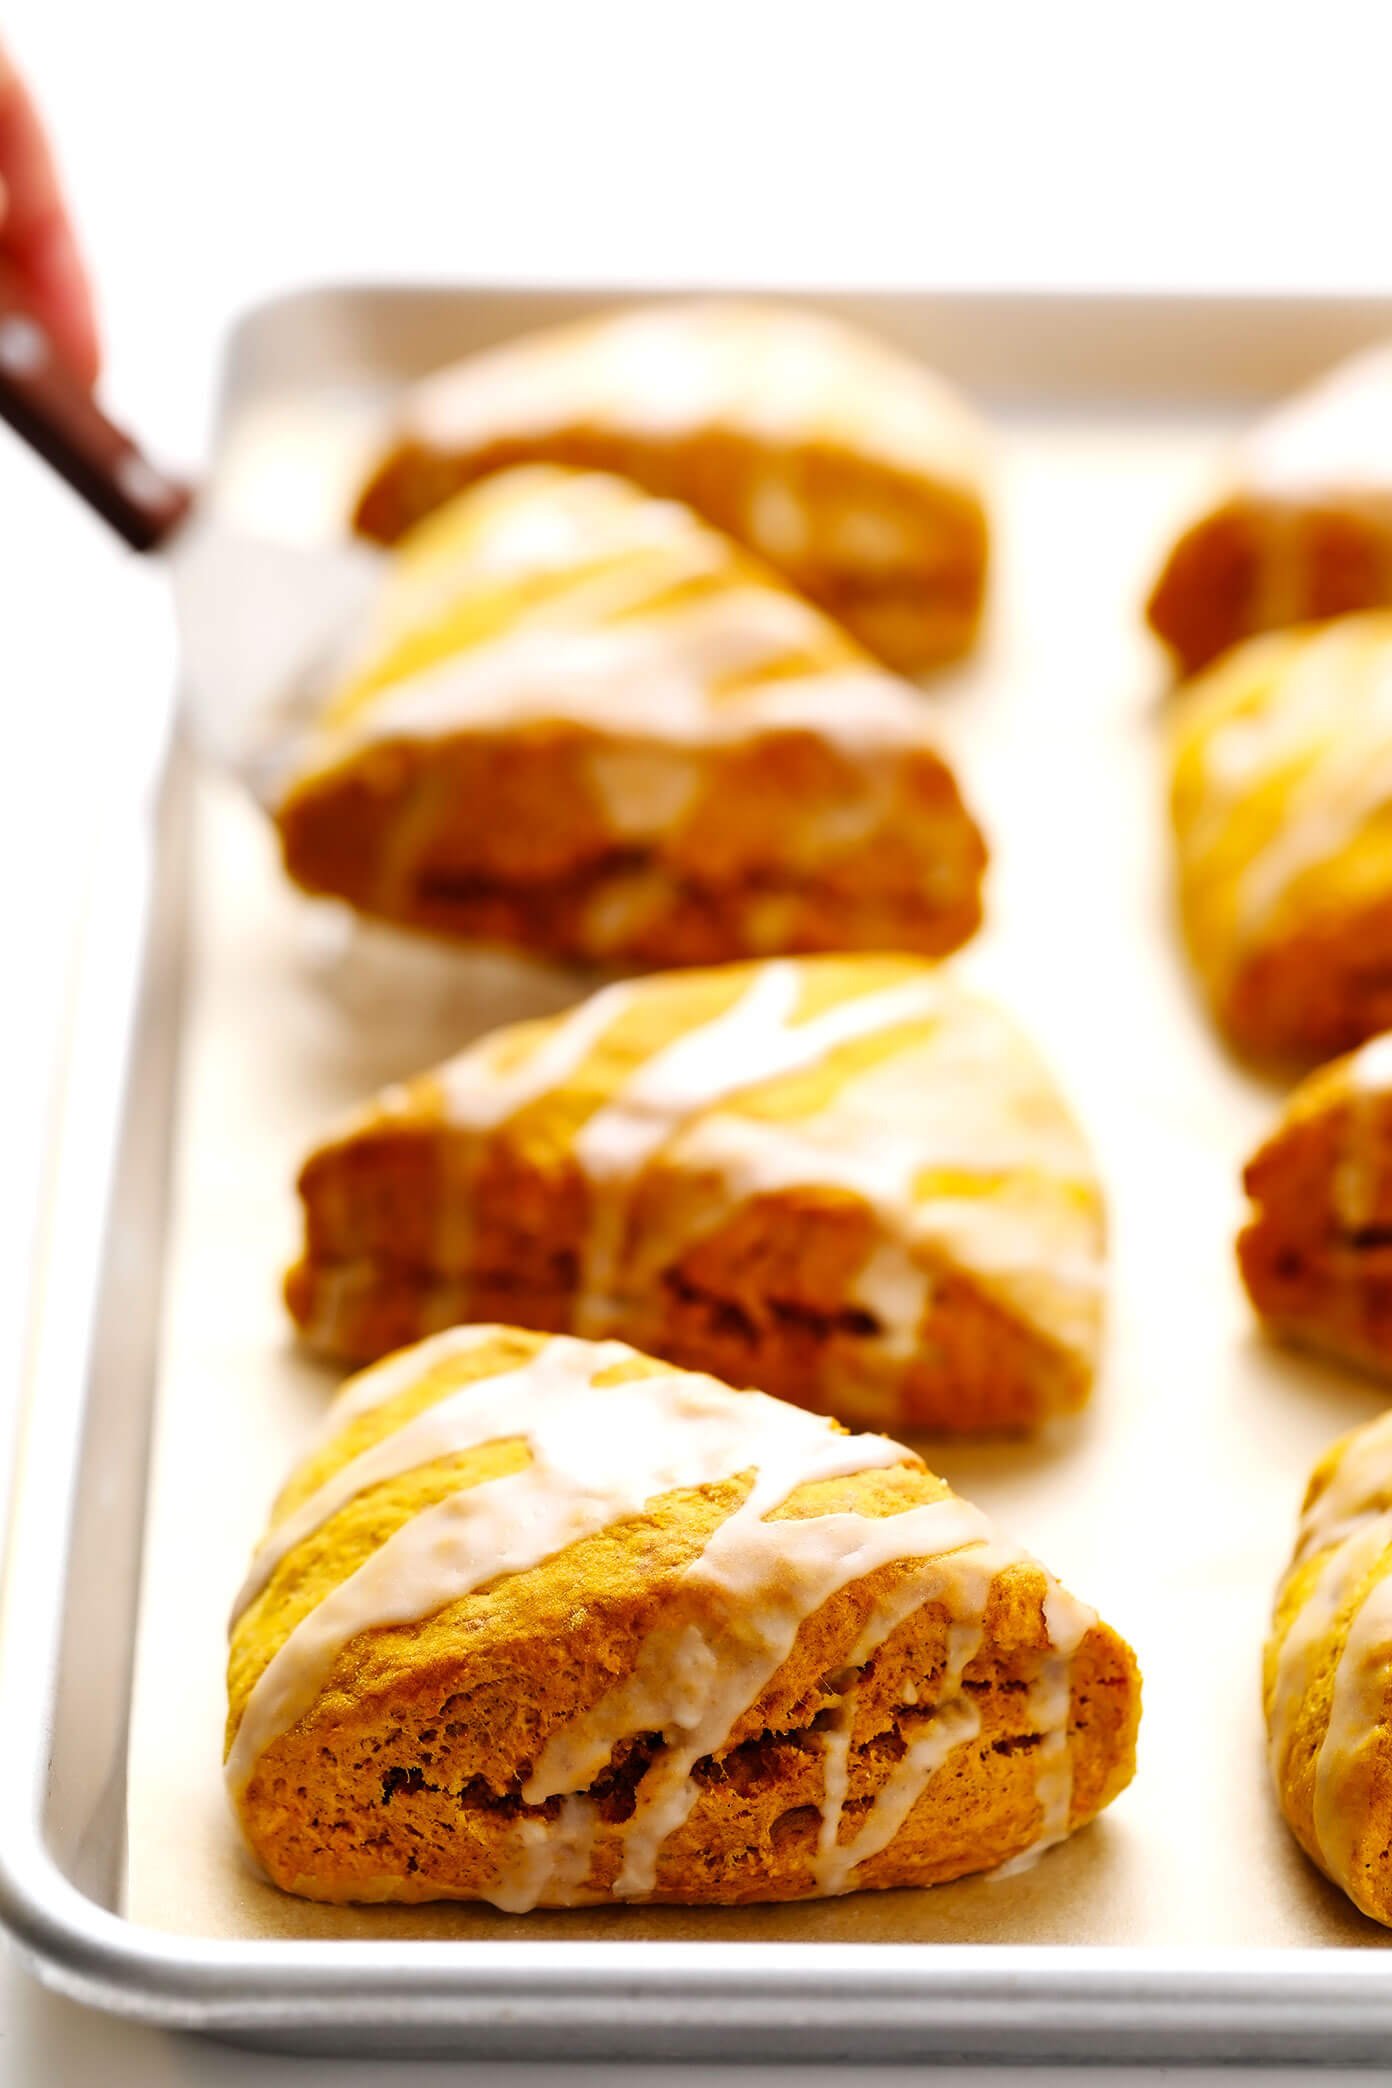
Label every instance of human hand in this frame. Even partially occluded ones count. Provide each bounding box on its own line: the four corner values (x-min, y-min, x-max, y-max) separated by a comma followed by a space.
0, 43, 97, 386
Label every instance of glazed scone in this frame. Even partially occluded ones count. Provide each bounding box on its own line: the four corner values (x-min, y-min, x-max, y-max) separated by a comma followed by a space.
352, 299, 990, 674
1149, 344, 1392, 676
274, 468, 987, 968
1239, 1033, 1392, 1375
227, 1325, 1140, 1907
1169, 614, 1392, 1061
285, 954, 1104, 1434
1266, 1407, 1392, 1926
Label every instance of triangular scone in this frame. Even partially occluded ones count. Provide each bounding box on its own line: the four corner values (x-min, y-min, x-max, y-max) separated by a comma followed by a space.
1149, 343, 1392, 677
352, 299, 990, 674
285, 954, 1104, 1434
1169, 615, 1392, 1061
227, 1326, 1140, 1907
274, 468, 986, 968
1240, 1033, 1392, 1374
1267, 1409, 1392, 1927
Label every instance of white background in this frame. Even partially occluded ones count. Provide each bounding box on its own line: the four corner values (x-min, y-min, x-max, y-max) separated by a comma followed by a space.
6, 0, 1392, 2076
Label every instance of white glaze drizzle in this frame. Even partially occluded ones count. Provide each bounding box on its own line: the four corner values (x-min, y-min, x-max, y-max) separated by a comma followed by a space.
229, 1331, 1094, 1905
811, 1597, 988, 1895
1269, 1515, 1392, 1787
1329, 1032, 1392, 1237
307, 1321, 500, 1440
608, 978, 1103, 1368
498, 1797, 600, 1914
320, 989, 641, 1305
521, 1460, 1002, 1900
1315, 1566, 1392, 1908
436, 980, 632, 1130
227, 1333, 909, 1793
569, 964, 964, 1336
851, 1239, 936, 1364
396, 301, 985, 509
1179, 619, 1392, 984
234, 1336, 622, 1621
815, 1696, 983, 1895
1270, 1410, 1392, 1907
1235, 638, 1392, 937
1350, 1032, 1392, 1098
1031, 1585, 1090, 1847
361, 960, 1104, 1382
315, 613, 929, 764
287, 458, 951, 818
1294, 1412, 1392, 1565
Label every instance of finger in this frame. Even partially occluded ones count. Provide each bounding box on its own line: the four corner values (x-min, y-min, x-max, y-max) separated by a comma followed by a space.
0, 48, 98, 385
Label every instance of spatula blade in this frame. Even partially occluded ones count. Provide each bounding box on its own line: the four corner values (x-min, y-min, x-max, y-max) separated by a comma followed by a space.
169, 514, 382, 797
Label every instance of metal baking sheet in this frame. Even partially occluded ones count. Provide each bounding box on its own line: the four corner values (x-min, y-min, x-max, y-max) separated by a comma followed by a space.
9, 286, 1392, 2060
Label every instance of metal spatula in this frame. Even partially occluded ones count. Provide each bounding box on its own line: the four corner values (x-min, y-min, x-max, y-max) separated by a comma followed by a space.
0, 278, 382, 789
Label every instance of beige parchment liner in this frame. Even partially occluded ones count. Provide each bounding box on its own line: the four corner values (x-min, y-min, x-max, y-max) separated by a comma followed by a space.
124, 391, 1392, 1946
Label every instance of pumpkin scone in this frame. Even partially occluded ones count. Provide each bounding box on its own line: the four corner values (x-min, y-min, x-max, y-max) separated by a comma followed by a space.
274, 467, 986, 969
352, 299, 990, 674
227, 1325, 1140, 1907
285, 954, 1105, 1434
1239, 1033, 1392, 1375
1169, 614, 1392, 1061
1148, 343, 1392, 677
1266, 1407, 1392, 1927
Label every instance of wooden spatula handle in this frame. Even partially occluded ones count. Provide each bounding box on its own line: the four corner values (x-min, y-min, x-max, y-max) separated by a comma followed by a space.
0, 273, 191, 550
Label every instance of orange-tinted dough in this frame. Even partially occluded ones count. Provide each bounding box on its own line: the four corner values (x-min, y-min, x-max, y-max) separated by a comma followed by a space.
276, 468, 986, 968
287, 955, 1104, 1435
1267, 1407, 1392, 1926
1149, 345, 1392, 676
1169, 615, 1392, 1061
354, 299, 990, 674
228, 1326, 1139, 1907
1240, 1031, 1392, 1374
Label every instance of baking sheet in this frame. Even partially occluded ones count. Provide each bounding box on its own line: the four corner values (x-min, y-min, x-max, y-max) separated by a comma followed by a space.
123, 364, 1392, 1951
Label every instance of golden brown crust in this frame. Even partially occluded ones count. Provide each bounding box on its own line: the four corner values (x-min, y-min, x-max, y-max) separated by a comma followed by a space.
1265, 1408, 1392, 1925
1224, 890, 1392, 1066
284, 958, 1103, 1434
286, 1233, 1089, 1437
1167, 618, 1392, 1063
1239, 1044, 1392, 1373
350, 303, 992, 679
243, 1569, 1137, 1906
1148, 496, 1392, 679
275, 464, 988, 969
276, 722, 985, 969
355, 428, 989, 671
228, 1328, 1139, 1905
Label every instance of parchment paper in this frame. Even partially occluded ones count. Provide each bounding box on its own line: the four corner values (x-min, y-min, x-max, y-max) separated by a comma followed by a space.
123, 389, 1392, 1948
